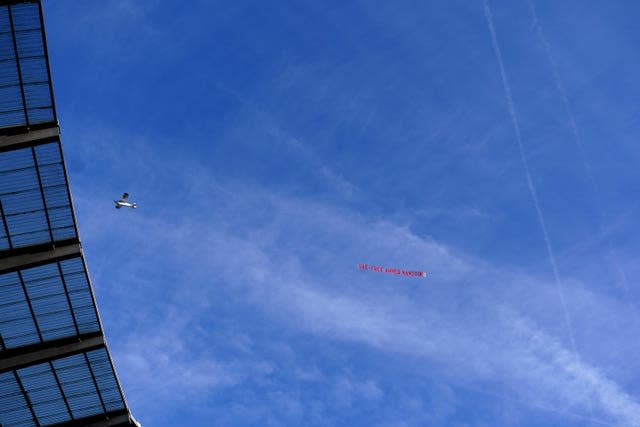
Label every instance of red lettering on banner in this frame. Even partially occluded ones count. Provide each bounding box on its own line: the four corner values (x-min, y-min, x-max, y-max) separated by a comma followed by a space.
358, 263, 427, 279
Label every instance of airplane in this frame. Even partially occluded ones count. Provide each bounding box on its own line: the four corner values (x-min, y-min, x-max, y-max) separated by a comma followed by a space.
114, 193, 137, 209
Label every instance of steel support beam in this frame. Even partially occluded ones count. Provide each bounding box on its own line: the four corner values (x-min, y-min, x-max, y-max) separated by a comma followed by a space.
0, 0, 40, 7
45, 410, 138, 427
0, 125, 59, 152
0, 333, 104, 373
0, 241, 80, 274
83, 413, 138, 427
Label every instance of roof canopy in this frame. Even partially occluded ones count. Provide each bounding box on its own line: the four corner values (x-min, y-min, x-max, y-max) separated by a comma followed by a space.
0, 2, 139, 426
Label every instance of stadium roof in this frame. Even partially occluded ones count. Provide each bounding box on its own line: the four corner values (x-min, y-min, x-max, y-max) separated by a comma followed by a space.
0, 1, 139, 426
0, 1, 55, 132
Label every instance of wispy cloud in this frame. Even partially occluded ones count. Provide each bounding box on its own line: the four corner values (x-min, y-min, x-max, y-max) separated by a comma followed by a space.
67, 128, 640, 425
484, 0, 578, 370
527, 0, 640, 328
213, 84, 362, 201
42, 0, 640, 425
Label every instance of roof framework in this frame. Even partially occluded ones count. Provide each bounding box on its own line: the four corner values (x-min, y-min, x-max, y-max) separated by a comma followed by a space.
0, 1, 139, 426
0, 1, 56, 132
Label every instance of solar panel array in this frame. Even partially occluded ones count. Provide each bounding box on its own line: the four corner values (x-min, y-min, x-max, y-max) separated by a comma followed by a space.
1, 1, 138, 426
0, 1, 55, 130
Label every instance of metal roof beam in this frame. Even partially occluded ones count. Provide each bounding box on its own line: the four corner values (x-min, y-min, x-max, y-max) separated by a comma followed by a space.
0, 125, 59, 152
45, 410, 138, 427
0, 333, 104, 373
0, 240, 80, 274
0, 0, 41, 7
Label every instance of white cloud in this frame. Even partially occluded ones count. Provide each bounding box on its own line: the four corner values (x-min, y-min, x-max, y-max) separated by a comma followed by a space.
69, 127, 640, 426
113, 310, 244, 404
99, 187, 640, 425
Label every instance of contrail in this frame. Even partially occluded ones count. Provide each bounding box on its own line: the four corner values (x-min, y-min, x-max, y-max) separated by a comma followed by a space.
527, 0, 639, 321
527, 0, 595, 188
483, 0, 577, 352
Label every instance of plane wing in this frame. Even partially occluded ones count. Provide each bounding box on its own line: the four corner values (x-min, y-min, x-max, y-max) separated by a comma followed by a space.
119, 192, 129, 201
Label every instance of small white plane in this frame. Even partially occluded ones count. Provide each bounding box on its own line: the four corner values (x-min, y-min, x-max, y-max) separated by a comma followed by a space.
114, 193, 137, 209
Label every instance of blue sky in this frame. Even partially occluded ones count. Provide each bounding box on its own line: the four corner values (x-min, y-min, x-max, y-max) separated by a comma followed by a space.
41, 1, 640, 426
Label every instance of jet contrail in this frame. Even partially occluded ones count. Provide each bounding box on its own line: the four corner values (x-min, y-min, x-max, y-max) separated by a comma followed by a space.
483, 0, 577, 353
526, 0, 594, 188
527, 0, 639, 322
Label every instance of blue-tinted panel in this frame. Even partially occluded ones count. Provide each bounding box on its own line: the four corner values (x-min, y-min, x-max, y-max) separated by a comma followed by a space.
0, 271, 39, 348
53, 354, 104, 419
23, 82, 50, 109
0, 6, 9, 30
0, 257, 100, 350
14, 30, 44, 57
0, 372, 37, 427
87, 349, 126, 412
0, 49, 19, 85
2, 349, 127, 426
0, 2, 55, 130
0, 142, 76, 251
59, 258, 100, 334
9, 350, 125, 425
9, 3, 40, 31
35, 143, 76, 240
0, 110, 25, 128
0, 6, 25, 129
0, 85, 23, 122
26, 106, 52, 124
0, 31, 16, 62
18, 56, 47, 83
17, 363, 70, 425
21, 263, 76, 341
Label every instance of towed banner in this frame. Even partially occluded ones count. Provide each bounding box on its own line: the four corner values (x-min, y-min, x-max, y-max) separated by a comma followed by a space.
358, 263, 427, 278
